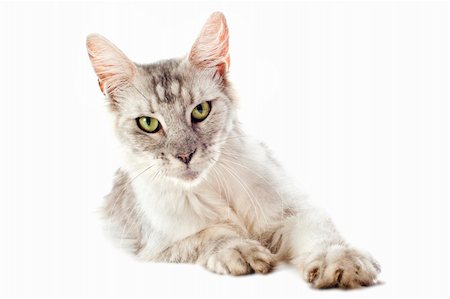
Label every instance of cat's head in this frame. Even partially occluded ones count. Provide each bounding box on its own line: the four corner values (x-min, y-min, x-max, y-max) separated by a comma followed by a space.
87, 12, 237, 187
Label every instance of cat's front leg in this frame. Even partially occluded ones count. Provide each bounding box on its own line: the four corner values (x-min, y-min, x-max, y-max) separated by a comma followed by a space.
153, 222, 276, 275
274, 206, 380, 288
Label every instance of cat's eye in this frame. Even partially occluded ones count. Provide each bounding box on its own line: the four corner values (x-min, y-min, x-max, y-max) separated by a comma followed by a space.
137, 116, 161, 133
191, 101, 211, 122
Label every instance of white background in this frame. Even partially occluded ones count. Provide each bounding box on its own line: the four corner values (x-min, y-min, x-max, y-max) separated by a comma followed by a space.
0, 1, 448, 298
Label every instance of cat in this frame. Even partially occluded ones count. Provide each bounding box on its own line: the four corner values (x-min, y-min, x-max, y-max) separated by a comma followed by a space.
86, 12, 380, 289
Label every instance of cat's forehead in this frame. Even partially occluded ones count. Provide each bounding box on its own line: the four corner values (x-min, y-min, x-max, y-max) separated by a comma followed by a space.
139, 59, 222, 104
140, 59, 185, 102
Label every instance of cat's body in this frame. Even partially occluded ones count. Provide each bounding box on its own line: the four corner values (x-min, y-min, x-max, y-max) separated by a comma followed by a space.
105, 127, 296, 260
87, 12, 380, 288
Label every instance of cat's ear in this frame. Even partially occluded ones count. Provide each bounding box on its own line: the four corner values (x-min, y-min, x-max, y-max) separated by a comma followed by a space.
86, 34, 137, 95
189, 12, 230, 76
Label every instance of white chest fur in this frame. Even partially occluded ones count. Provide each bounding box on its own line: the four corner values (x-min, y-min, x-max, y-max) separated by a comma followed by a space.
126, 137, 295, 258
132, 173, 230, 244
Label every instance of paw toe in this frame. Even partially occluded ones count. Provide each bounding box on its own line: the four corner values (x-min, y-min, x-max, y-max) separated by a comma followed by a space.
303, 247, 380, 289
203, 240, 276, 276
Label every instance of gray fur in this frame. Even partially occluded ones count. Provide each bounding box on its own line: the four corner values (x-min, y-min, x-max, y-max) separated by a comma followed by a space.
107, 58, 235, 184
87, 12, 380, 288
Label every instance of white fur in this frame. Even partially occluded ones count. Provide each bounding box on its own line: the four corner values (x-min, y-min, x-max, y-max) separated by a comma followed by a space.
90, 11, 380, 288
119, 124, 380, 287
123, 127, 303, 257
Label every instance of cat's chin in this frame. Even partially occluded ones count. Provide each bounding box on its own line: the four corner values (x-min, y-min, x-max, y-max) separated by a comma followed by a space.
167, 160, 215, 188
179, 169, 200, 181
168, 169, 205, 188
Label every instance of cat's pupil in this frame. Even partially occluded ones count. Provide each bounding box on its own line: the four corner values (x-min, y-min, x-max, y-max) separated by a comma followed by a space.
145, 117, 151, 125
196, 104, 203, 114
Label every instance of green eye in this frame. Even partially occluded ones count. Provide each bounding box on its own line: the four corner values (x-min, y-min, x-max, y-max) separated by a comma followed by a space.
191, 101, 211, 122
137, 116, 160, 133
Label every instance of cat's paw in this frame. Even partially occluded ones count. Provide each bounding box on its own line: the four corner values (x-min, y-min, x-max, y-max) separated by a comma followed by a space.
202, 239, 275, 275
302, 245, 380, 289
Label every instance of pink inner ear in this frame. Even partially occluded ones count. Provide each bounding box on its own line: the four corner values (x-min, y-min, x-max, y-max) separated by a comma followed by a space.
98, 79, 105, 94
189, 12, 230, 75
87, 34, 137, 95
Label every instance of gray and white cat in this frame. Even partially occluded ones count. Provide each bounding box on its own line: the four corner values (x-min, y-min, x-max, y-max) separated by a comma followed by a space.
86, 12, 380, 289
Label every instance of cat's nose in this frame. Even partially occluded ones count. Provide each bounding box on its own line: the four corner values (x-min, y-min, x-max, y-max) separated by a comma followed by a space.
176, 149, 196, 165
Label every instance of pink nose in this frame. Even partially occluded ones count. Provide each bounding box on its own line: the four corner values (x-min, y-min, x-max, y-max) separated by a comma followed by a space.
176, 149, 196, 164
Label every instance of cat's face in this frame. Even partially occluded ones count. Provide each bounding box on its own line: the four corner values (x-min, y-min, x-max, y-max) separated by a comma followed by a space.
112, 62, 236, 185
87, 12, 235, 186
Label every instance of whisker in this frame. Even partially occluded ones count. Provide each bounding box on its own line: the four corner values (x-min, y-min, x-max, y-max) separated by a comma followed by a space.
210, 165, 231, 220
118, 166, 167, 248
217, 154, 289, 221
213, 134, 254, 144
110, 164, 155, 244
215, 161, 269, 235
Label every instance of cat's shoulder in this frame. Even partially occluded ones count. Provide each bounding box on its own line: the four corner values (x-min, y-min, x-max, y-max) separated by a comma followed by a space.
103, 168, 136, 216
